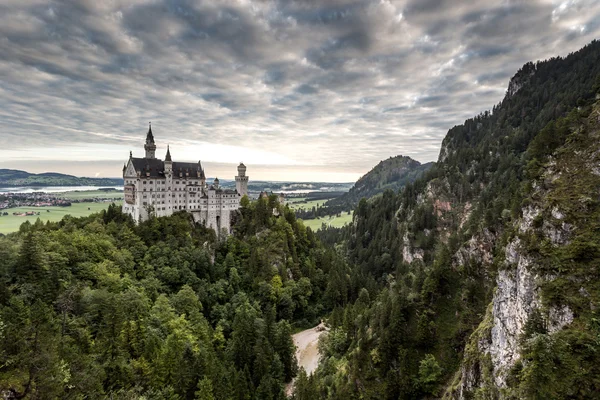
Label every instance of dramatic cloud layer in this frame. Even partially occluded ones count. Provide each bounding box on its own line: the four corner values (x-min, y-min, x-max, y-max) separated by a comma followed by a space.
1, 0, 599, 180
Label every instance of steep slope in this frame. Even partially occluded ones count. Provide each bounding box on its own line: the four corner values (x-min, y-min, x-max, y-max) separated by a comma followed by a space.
452, 103, 600, 398
300, 40, 600, 399
326, 156, 432, 211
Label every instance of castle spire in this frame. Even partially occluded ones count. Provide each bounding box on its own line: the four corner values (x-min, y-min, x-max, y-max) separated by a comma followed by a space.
144, 122, 157, 159
146, 122, 154, 144
165, 145, 172, 162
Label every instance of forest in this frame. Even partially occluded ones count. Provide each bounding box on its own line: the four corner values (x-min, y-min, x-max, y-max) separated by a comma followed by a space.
0, 196, 353, 399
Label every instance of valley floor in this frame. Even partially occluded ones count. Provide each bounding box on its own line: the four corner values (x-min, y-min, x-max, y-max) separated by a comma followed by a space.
0, 202, 115, 234
285, 322, 328, 396
300, 213, 352, 230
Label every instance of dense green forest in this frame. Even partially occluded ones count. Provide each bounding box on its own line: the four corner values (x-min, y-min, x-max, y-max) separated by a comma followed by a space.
0, 195, 354, 399
300, 40, 600, 399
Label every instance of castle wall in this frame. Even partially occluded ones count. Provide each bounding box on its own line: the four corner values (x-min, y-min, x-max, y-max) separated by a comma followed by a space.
123, 140, 244, 236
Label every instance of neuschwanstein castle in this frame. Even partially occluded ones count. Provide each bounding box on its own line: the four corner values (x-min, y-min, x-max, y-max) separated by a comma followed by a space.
122, 124, 248, 233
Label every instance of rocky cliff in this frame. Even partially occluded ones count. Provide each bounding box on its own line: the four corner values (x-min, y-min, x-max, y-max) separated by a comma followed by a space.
450, 102, 600, 398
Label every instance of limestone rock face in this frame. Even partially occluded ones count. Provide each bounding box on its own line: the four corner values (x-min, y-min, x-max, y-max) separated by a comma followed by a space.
489, 240, 538, 387
402, 232, 423, 264
451, 212, 575, 398
454, 229, 495, 268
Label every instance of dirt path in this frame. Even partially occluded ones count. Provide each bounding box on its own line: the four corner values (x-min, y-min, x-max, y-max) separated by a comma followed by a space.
285, 322, 328, 396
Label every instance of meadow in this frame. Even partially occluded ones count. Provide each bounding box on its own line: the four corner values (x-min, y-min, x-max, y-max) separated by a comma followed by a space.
0, 202, 115, 234
287, 198, 331, 211
300, 212, 353, 231
286, 197, 353, 230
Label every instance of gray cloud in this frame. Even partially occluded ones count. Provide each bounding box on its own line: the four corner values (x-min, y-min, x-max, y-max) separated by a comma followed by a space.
1, 0, 599, 181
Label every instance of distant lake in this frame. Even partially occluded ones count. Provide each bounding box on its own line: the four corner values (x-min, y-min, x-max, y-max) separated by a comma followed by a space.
0, 186, 124, 194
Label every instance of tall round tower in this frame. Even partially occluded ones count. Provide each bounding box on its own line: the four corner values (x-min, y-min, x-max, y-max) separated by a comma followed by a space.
235, 162, 248, 197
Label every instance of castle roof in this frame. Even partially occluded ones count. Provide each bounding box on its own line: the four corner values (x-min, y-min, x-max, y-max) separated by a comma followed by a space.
146, 123, 154, 144
129, 157, 204, 178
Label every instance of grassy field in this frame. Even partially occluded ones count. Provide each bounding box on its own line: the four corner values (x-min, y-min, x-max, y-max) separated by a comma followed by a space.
287, 197, 353, 230
300, 212, 353, 231
56, 190, 123, 200
285, 197, 306, 204
0, 202, 117, 234
288, 198, 332, 211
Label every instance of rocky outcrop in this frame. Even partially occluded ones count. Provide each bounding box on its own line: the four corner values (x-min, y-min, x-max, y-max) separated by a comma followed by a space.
450, 209, 575, 397
401, 232, 423, 264
489, 239, 539, 387
506, 62, 536, 98
454, 229, 495, 268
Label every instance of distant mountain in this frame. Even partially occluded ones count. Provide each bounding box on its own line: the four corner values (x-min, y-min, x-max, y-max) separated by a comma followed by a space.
0, 169, 123, 187
326, 156, 433, 209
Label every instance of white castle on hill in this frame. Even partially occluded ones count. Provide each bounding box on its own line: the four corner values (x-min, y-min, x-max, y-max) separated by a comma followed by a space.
122, 123, 248, 233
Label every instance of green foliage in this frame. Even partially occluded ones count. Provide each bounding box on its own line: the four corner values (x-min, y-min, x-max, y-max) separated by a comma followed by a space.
418, 354, 443, 395
515, 330, 600, 398
0, 197, 346, 398
195, 377, 215, 400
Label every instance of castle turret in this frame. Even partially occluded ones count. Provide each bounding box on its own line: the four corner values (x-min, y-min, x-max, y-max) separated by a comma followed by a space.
213, 177, 220, 189
144, 122, 156, 159
197, 161, 206, 184
235, 162, 248, 197
164, 145, 172, 173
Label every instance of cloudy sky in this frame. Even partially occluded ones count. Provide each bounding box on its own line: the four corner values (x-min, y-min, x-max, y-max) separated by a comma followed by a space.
1, 0, 599, 182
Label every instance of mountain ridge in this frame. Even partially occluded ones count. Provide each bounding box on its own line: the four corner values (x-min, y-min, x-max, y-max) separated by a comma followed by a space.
0, 168, 123, 187
323, 155, 433, 211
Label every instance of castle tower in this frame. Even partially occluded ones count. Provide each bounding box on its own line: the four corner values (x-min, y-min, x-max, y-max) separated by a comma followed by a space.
235, 162, 248, 197
144, 122, 156, 159
199, 162, 206, 187
164, 145, 172, 173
